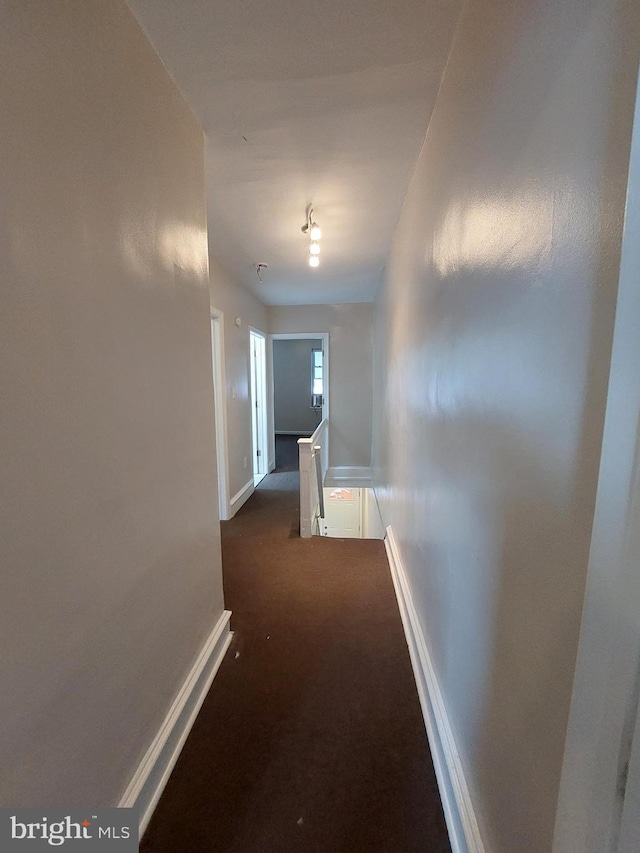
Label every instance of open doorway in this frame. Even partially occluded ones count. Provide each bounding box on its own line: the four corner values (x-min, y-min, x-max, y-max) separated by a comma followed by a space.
269, 333, 329, 472
249, 328, 268, 486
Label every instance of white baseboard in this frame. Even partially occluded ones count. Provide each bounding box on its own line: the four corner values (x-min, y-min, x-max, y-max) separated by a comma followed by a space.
275, 430, 313, 436
119, 610, 233, 836
229, 478, 254, 516
384, 527, 485, 853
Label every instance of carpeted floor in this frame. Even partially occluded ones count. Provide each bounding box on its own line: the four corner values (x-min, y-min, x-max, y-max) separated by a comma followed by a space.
140, 472, 450, 853
274, 433, 306, 472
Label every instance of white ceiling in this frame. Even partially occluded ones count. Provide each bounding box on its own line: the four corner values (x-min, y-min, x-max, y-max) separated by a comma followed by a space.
127, 0, 461, 305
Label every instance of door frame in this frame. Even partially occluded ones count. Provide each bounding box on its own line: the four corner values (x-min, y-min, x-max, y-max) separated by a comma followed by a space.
249, 327, 268, 485
210, 307, 230, 520
553, 72, 640, 853
268, 332, 329, 473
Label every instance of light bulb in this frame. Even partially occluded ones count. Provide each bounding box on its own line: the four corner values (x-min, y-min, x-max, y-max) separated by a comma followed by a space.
309, 255, 320, 268
309, 222, 321, 241
310, 241, 320, 256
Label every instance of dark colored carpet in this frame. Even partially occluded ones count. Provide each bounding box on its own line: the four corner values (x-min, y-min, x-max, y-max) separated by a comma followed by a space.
274, 433, 305, 472
141, 473, 450, 853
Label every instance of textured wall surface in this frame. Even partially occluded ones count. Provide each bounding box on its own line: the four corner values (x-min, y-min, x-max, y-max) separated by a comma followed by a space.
0, 0, 224, 806
372, 0, 639, 849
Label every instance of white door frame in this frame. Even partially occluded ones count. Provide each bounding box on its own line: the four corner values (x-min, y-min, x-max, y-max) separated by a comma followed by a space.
210, 307, 230, 520
553, 74, 640, 853
249, 327, 268, 484
268, 332, 329, 473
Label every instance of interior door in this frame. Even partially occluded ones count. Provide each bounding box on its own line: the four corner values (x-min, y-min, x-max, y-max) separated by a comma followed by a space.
250, 330, 267, 481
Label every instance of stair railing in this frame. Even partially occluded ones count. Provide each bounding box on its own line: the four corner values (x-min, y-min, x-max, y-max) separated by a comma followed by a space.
298, 419, 328, 538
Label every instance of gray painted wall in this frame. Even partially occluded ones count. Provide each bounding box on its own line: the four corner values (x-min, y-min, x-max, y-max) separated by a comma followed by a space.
273, 339, 322, 434
372, 0, 640, 850
268, 304, 373, 469
0, 0, 224, 807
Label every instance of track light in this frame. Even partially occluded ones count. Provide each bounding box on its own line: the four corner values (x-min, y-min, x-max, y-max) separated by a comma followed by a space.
302, 205, 322, 269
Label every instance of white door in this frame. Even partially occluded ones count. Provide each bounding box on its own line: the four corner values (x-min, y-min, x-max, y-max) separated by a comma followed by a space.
250, 329, 268, 484
321, 487, 361, 538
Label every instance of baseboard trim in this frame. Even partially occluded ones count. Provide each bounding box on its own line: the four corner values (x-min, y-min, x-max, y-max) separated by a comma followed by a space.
384, 527, 485, 853
229, 478, 254, 516
119, 610, 233, 836
275, 430, 313, 436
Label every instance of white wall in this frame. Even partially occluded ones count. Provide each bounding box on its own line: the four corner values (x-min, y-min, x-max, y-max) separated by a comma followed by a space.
209, 257, 268, 504
372, 0, 640, 850
269, 304, 373, 469
273, 339, 322, 434
0, 0, 224, 807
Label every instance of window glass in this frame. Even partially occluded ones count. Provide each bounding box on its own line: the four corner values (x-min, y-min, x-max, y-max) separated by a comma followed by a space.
312, 349, 323, 396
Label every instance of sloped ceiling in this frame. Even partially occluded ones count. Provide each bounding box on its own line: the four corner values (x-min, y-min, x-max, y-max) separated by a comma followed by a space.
127, 0, 461, 305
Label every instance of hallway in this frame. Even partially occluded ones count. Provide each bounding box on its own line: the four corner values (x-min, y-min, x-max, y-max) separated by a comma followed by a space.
4, 2, 640, 849
141, 471, 449, 852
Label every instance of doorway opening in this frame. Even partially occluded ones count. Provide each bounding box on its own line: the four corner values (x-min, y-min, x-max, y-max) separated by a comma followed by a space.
269, 333, 329, 474
250, 328, 268, 486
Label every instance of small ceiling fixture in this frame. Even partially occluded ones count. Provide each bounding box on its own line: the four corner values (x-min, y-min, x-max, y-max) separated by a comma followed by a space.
301, 205, 322, 267
255, 262, 268, 283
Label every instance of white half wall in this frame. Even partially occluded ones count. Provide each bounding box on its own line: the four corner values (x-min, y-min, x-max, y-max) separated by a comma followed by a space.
0, 0, 226, 808
372, 0, 640, 850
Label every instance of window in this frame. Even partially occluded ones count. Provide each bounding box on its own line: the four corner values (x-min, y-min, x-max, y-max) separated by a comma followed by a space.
311, 348, 323, 408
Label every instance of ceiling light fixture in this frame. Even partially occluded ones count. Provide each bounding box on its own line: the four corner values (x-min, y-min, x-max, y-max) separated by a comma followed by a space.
301, 205, 321, 269
255, 262, 268, 283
